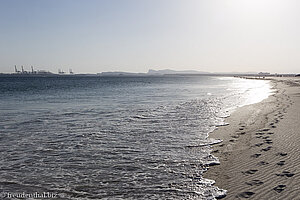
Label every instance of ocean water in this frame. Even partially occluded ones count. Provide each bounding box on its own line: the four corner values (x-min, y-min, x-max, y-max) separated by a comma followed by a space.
0, 76, 271, 199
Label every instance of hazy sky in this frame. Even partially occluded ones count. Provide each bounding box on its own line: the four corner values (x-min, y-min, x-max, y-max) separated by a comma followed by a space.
0, 0, 299, 74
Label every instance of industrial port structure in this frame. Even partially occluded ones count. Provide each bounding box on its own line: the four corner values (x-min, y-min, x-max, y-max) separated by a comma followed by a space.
13, 65, 74, 75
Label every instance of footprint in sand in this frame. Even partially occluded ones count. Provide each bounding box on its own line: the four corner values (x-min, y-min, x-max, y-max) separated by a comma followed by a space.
276, 152, 287, 156
257, 161, 269, 166
261, 146, 272, 152
245, 180, 264, 186
251, 153, 261, 158
236, 191, 255, 198
264, 139, 273, 144
276, 171, 295, 177
276, 161, 285, 166
254, 143, 264, 147
243, 169, 258, 175
273, 185, 286, 193
265, 141, 273, 144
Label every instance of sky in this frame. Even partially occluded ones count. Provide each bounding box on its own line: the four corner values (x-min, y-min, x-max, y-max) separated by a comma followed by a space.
0, 0, 299, 74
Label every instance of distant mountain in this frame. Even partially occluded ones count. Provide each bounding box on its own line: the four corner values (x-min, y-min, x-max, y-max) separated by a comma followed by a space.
97, 69, 212, 76
147, 69, 210, 75
96, 69, 265, 77
97, 71, 146, 76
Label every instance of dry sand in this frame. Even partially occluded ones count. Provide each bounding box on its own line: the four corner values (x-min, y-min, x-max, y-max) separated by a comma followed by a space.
205, 77, 300, 199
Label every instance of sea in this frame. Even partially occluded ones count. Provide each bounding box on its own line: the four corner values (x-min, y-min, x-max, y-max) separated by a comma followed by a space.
0, 75, 272, 199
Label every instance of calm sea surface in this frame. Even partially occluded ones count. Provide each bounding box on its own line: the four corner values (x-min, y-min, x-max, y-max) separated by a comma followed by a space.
0, 76, 271, 199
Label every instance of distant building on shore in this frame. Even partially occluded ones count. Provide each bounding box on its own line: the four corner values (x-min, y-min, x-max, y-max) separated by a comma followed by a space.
258, 72, 270, 76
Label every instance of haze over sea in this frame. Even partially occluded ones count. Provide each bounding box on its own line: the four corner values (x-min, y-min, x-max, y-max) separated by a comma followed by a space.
0, 76, 271, 199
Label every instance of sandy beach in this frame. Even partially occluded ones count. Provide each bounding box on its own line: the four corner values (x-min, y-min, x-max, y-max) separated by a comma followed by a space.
205, 77, 300, 199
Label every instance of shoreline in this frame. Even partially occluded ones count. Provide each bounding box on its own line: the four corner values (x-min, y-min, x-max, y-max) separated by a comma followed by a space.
205, 77, 300, 199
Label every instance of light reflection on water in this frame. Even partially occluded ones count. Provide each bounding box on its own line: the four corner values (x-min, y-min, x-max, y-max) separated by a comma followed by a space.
241, 79, 273, 105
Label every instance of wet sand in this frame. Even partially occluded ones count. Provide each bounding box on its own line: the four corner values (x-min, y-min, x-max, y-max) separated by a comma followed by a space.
205, 77, 300, 199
